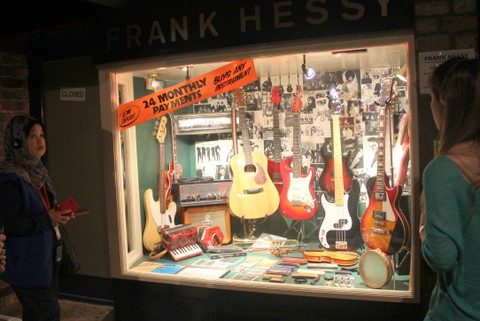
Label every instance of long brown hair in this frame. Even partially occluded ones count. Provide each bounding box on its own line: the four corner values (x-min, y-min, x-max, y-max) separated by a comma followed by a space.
430, 58, 480, 154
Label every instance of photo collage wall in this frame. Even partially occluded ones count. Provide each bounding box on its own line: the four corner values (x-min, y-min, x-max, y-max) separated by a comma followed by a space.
192, 66, 409, 198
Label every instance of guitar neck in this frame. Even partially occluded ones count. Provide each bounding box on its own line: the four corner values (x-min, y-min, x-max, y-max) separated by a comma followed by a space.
376, 108, 386, 194
272, 104, 282, 162
158, 143, 166, 212
331, 115, 345, 206
238, 106, 253, 165
292, 112, 302, 177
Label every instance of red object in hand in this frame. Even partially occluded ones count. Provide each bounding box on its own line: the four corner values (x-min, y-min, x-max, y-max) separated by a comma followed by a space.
58, 196, 79, 213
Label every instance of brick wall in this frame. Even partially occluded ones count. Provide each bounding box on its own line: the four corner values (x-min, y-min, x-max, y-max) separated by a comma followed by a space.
0, 53, 30, 159
415, 0, 478, 52
414, 0, 478, 171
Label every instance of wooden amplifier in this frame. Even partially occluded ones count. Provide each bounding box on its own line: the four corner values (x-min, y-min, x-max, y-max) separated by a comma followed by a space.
183, 205, 231, 244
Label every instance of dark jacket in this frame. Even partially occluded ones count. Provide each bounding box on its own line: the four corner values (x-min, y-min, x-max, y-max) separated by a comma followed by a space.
0, 172, 56, 288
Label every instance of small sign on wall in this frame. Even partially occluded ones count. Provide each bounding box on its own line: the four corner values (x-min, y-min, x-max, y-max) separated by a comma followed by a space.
418, 49, 476, 94
60, 87, 86, 101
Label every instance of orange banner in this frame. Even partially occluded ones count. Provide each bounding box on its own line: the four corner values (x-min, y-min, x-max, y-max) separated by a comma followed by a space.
117, 59, 257, 130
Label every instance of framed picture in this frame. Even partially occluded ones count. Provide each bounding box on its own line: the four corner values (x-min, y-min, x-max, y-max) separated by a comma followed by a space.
173, 112, 238, 135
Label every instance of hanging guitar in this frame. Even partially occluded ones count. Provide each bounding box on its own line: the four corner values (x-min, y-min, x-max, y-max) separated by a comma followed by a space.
279, 86, 318, 220
361, 104, 410, 255
228, 88, 280, 219
267, 86, 284, 194
168, 113, 183, 183
318, 115, 361, 250
143, 116, 177, 252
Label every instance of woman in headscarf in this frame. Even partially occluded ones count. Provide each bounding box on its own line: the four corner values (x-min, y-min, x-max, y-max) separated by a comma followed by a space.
0, 115, 73, 321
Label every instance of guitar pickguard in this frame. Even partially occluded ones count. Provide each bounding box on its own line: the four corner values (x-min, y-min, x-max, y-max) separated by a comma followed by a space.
319, 193, 353, 249
286, 172, 315, 211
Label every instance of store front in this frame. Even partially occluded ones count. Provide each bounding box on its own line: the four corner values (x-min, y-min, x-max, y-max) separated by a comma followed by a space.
96, 1, 421, 319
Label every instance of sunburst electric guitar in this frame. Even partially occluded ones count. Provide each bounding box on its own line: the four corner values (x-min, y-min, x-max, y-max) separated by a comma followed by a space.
228, 88, 280, 219
267, 86, 284, 194
361, 107, 410, 255
279, 87, 318, 220
319, 115, 361, 250
143, 117, 177, 252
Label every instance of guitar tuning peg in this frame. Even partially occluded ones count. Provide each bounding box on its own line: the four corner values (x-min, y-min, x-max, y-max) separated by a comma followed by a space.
152, 130, 157, 136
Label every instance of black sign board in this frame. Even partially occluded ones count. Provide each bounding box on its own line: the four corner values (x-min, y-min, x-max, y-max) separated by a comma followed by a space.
94, 0, 414, 64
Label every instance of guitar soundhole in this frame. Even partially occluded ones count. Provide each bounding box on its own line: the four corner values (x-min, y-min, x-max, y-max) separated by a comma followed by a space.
244, 164, 256, 173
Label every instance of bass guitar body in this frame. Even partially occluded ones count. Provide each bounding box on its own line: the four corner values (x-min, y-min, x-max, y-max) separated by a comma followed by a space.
319, 179, 361, 250
267, 158, 283, 194
143, 188, 177, 252
361, 175, 409, 255
228, 151, 280, 219
279, 157, 317, 220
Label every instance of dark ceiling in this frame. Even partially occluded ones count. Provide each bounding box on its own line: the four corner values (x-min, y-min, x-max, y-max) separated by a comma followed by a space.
0, 0, 119, 38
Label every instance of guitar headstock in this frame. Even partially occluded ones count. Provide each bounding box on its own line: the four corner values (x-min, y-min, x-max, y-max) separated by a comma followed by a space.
155, 116, 168, 144
271, 86, 281, 106
233, 88, 246, 108
292, 86, 303, 113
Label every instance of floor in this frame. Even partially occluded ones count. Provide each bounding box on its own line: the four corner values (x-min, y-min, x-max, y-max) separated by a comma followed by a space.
0, 297, 114, 321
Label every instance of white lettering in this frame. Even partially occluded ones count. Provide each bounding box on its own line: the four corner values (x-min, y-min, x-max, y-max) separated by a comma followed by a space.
148, 21, 166, 45
170, 17, 188, 42
274, 1, 294, 29
378, 0, 389, 16
200, 12, 219, 38
342, 0, 365, 21
240, 5, 261, 33
306, 0, 328, 24
126, 25, 141, 48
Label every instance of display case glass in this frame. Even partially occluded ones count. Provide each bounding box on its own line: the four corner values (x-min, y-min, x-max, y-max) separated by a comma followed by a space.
99, 33, 419, 302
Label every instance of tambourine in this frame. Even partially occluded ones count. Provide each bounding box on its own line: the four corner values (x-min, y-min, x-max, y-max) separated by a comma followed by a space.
358, 249, 393, 289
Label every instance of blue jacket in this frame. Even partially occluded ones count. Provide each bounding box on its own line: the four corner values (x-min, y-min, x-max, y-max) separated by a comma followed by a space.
0, 172, 56, 288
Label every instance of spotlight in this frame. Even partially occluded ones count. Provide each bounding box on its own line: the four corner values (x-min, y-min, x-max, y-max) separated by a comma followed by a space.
302, 54, 315, 80
146, 74, 164, 91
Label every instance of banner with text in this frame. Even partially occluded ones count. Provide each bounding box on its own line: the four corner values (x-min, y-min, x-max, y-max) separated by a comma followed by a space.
117, 59, 256, 130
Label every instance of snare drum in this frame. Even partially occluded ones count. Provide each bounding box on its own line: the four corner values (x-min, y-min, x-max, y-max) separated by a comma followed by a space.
359, 249, 393, 289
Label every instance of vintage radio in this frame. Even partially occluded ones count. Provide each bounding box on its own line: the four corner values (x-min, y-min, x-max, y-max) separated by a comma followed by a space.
172, 179, 232, 207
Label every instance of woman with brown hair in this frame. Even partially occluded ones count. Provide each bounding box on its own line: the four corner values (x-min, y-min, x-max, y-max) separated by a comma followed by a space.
421, 58, 480, 320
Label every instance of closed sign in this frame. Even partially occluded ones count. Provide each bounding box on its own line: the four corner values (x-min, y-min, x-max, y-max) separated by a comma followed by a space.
60, 87, 86, 101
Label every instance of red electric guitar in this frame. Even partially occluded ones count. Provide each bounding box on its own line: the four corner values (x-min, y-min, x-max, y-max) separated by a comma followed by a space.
361, 106, 410, 255
279, 87, 318, 220
267, 86, 284, 193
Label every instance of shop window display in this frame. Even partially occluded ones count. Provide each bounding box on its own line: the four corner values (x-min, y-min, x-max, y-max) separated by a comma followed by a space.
103, 40, 417, 302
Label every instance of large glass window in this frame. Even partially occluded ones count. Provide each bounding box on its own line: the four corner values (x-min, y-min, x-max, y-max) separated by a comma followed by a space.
101, 37, 418, 302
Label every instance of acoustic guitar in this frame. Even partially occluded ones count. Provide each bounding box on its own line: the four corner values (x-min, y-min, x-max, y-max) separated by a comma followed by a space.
228, 88, 280, 219
279, 87, 318, 220
267, 86, 284, 193
318, 115, 361, 250
361, 105, 410, 255
143, 116, 177, 252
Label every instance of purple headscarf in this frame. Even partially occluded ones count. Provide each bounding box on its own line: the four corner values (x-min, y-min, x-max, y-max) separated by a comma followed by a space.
0, 115, 56, 203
